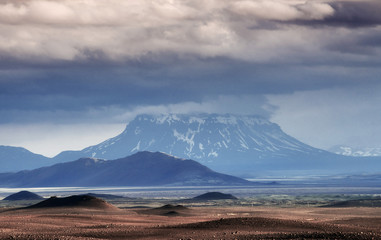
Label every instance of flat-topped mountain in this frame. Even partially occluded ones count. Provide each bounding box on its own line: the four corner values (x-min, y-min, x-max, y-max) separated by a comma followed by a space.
54, 113, 324, 174
53, 114, 381, 176
0, 151, 252, 187
56, 114, 319, 163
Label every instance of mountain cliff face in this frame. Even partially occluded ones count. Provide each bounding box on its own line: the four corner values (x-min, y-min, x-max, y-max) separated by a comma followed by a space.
52, 114, 381, 176
0, 151, 251, 187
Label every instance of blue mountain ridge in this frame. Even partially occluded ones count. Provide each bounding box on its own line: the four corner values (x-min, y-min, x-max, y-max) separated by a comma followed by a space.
0, 146, 52, 172
0, 151, 252, 187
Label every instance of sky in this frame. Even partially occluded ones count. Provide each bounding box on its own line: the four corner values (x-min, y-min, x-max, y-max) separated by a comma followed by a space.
0, 0, 381, 157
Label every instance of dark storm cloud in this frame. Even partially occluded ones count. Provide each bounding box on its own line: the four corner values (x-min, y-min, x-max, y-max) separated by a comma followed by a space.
319, 26, 381, 58
1, 57, 379, 115
289, 1, 381, 28
327, 1, 381, 27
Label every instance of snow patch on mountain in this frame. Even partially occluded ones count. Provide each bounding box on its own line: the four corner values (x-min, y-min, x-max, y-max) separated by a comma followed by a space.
329, 145, 381, 157
131, 141, 141, 152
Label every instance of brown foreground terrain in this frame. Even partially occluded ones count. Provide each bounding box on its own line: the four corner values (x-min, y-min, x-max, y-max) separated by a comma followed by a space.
0, 201, 380, 240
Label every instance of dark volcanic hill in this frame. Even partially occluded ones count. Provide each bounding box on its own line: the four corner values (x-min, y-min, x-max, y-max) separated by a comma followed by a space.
193, 192, 238, 200
323, 198, 381, 208
26, 195, 118, 210
3, 191, 43, 201
0, 151, 251, 187
138, 204, 190, 216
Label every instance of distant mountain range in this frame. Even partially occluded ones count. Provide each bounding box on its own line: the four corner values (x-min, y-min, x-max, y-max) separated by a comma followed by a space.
1, 114, 381, 177
329, 145, 381, 157
0, 146, 53, 172
0, 151, 251, 187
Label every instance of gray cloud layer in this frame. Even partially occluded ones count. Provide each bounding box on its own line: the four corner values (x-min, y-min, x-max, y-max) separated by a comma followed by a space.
0, 0, 379, 126
0, 0, 379, 66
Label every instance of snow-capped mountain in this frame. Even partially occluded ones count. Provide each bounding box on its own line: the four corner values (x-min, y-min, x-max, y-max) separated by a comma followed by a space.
52, 113, 381, 176
329, 145, 381, 157
85, 114, 320, 160
54, 113, 355, 176
3, 113, 381, 176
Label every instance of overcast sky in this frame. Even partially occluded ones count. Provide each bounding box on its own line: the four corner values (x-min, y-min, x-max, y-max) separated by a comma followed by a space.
1, 0, 381, 157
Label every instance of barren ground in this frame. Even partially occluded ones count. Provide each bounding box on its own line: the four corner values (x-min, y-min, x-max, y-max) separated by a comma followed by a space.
0, 205, 380, 239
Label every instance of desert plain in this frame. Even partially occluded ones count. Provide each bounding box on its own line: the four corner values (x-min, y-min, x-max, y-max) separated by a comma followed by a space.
0, 193, 381, 240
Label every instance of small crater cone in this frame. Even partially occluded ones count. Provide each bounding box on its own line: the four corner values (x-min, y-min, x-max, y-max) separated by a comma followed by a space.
193, 192, 237, 200
3, 191, 44, 201
26, 195, 119, 210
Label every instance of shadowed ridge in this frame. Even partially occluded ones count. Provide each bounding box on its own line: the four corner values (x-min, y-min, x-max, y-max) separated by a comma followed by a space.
322, 197, 381, 208
156, 204, 188, 210
86, 193, 128, 200
0, 151, 253, 187
25, 195, 119, 210
193, 192, 238, 200
167, 216, 355, 239
3, 191, 43, 201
